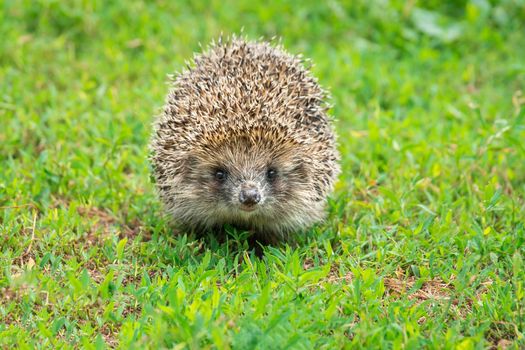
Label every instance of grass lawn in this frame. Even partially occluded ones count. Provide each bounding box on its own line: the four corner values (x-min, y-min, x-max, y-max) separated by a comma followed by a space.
1, 1, 525, 348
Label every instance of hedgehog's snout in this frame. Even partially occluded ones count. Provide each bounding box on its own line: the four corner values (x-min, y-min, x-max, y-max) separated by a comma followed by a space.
238, 183, 261, 209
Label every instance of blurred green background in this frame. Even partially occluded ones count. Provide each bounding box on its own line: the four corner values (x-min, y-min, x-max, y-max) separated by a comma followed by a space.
1, 0, 525, 348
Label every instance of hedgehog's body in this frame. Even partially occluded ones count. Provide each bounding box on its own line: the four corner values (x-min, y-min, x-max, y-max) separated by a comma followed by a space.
150, 38, 339, 243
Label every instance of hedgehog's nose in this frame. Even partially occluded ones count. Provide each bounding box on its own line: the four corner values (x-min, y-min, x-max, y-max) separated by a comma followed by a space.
239, 186, 261, 206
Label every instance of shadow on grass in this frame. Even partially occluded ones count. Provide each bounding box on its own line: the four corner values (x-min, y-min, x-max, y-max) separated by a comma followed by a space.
133, 209, 328, 271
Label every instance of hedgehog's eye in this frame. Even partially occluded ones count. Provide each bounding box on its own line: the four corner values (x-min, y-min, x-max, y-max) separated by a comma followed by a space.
266, 168, 277, 181
214, 169, 227, 181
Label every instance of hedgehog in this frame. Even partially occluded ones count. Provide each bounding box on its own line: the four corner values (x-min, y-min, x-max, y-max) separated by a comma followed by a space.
150, 37, 340, 244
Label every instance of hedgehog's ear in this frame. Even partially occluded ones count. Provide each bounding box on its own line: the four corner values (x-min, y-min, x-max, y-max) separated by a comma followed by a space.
180, 155, 200, 180
183, 153, 217, 174
290, 161, 308, 179
185, 155, 199, 168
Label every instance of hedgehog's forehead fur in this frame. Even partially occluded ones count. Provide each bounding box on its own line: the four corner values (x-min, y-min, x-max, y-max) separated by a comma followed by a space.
190, 126, 309, 183
194, 126, 303, 163
150, 37, 340, 241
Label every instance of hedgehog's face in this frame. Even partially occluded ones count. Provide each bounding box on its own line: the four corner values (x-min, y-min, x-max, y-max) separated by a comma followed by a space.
210, 163, 278, 213
183, 136, 312, 225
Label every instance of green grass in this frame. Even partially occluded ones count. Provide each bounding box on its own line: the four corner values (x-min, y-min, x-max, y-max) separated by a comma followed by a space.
1, 0, 525, 348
